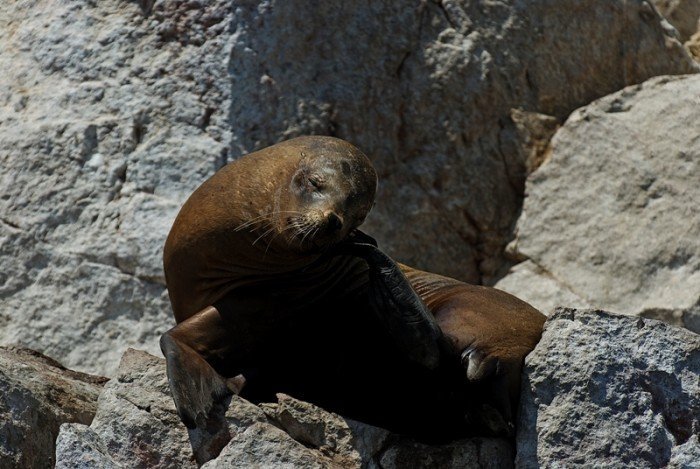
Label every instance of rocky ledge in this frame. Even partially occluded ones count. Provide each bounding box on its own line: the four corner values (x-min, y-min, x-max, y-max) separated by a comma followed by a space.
2, 309, 698, 468
54, 349, 513, 468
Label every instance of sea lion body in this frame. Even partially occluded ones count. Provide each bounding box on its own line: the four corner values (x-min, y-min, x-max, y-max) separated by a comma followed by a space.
161, 136, 545, 438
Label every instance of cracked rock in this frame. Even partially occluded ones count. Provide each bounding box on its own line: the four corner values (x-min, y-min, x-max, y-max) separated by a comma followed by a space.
652, 0, 700, 42
56, 348, 513, 468
229, 0, 696, 285
516, 308, 700, 467
0, 346, 107, 468
498, 75, 700, 333
1, 0, 697, 380
0, 0, 232, 376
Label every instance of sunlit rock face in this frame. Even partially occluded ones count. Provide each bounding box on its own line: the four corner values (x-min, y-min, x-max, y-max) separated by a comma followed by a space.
0, 0, 696, 376
497, 74, 700, 333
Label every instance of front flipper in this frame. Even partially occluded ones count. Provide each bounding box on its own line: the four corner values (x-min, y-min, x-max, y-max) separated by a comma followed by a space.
335, 233, 451, 370
160, 306, 245, 429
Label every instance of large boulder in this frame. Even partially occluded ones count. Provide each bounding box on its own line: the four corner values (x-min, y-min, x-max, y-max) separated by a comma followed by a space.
517, 308, 700, 467
0, 346, 106, 468
55, 348, 514, 468
496, 74, 700, 332
0, 1, 696, 377
229, 0, 696, 285
0, 0, 232, 375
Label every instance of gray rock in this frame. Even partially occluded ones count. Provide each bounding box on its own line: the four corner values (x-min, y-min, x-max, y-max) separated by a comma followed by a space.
56, 348, 513, 468
1, 0, 697, 379
0, 0, 232, 376
499, 74, 700, 332
379, 439, 514, 469
516, 308, 700, 467
0, 346, 106, 469
494, 260, 592, 316
55, 424, 121, 469
201, 422, 335, 469
81, 349, 199, 468
229, 0, 696, 285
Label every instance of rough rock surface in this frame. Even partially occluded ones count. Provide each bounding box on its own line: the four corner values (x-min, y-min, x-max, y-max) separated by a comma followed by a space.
688, 30, 700, 60
652, 0, 700, 42
0, 1, 696, 377
0, 346, 107, 468
229, 0, 696, 285
516, 308, 700, 467
55, 348, 514, 468
497, 74, 700, 332
0, 0, 233, 375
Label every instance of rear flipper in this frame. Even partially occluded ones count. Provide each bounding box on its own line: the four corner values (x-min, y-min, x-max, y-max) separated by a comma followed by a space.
335, 231, 455, 371
160, 306, 246, 429
461, 347, 519, 437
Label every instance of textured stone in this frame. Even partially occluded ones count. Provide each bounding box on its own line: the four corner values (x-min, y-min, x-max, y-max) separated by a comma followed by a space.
56, 348, 513, 468
652, 0, 700, 41
499, 74, 700, 332
380, 439, 514, 469
0, 0, 232, 376
55, 424, 121, 469
0, 1, 696, 380
229, 0, 696, 285
516, 308, 700, 467
494, 260, 592, 315
79, 349, 199, 468
0, 346, 106, 469
201, 423, 334, 469
688, 30, 700, 60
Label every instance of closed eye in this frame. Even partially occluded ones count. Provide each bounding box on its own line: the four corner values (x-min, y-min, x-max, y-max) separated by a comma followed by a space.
308, 176, 323, 190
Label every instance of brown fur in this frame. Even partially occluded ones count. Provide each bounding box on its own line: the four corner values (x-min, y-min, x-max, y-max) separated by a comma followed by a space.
161, 135, 545, 439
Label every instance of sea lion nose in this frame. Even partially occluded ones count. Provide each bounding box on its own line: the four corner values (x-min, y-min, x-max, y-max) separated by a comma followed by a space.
325, 211, 344, 232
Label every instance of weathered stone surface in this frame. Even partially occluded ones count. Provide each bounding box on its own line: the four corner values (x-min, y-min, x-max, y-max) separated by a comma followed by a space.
0, 0, 232, 376
688, 30, 700, 60
0, 346, 106, 469
56, 348, 513, 468
79, 349, 199, 468
0, 1, 696, 379
229, 0, 696, 285
653, 0, 700, 41
494, 260, 592, 316
516, 308, 700, 467
201, 422, 334, 469
498, 74, 700, 332
55, 423, 121, 469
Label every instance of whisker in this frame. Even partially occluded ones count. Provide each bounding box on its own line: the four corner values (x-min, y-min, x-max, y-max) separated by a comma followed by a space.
252, 226, 278, 246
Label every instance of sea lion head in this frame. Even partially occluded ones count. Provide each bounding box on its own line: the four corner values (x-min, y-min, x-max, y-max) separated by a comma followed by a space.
274, 136, 378, 253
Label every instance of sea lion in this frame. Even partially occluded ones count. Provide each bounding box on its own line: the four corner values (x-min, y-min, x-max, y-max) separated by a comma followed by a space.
160, 135, 545, 439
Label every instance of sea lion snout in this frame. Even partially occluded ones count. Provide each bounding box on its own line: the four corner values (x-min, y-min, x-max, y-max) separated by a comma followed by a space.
324, 211, 343, 233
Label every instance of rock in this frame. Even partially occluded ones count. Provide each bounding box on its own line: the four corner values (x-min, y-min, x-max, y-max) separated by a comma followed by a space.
56, 348, 513, 468
0, 0, 232, 376
652, 0, 700, 42
229, 0, 696, 285
379, 439, 514, 469
201, 423, 335, 469
688, 30, 700, 61
55, 424, 121, 469
494, 260, 592, 316
516, 308, 700, 467
0, 1, 696, 379
0, 346, 107, 468
498, 74, 700, 332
